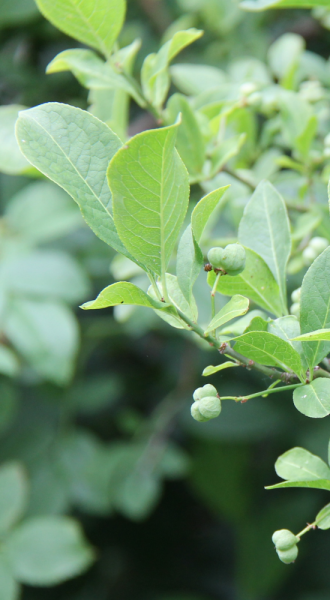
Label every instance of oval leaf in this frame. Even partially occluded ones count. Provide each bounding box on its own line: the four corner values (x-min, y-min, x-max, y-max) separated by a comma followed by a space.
275, 447, 330, 481
35, 0, 126, 58
233, 331, 304, 377
202, 361, 239, 376
109, 123, 189, 276
293, 379, 330, 418
204, 295, 249, 335
81, 282, 167, 311
316, 503, 330, 530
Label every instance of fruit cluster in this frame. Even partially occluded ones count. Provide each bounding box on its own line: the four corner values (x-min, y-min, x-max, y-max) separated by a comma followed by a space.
272, 529, 299, 564
207, 243, 246, 276
191, 384, 221, 422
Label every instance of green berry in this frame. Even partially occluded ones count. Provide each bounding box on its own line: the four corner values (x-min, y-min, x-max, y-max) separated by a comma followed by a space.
272, 529, 298, 551
207, 247, 224, 269
276, 545, 298, 564
290, 303, 300, 318
309, 237, 328, 254
291, 287, 301, 303
191, 401, 209, 422
220, 243, 246, 276
193, 384, 217, 401
198, 396, 221, 420
302, 246, 317, 266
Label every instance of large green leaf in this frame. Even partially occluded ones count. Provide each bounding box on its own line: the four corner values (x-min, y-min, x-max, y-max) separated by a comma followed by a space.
233, 331, 304, 377
15, 103, 132, 257
35, 0, 126, 58
81, 282, 166, 310
293, 380, 330, 418
109, 123, 189, 276
238, 180, 291, 313
141, 29, 203, 109
204, 295, 250, 335
209, 248, 283, 317
268, 316, 307, 369
7, 516, 95, 586
240, 0, 329, 10
0, 463, 28, 534
167, 93, 205, 177
275, 447, 330, 481
299, 247, 330, 369
46, 49, 145, 107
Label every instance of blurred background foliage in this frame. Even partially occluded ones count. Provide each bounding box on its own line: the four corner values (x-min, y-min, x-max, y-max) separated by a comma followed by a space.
2, 1, 330, 599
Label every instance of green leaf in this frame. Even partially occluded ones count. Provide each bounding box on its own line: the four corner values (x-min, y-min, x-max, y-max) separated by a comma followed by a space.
46, 49, 145, 107
81, 282, 166, 310
167, 93, 205, 176
266, 479, 330, 491
238, 180, 291, 314
293, 329, 330, 341
209, 248, 283, 317
202, 361, 240, 376
0, 346, 19, 378
275, 447, 330, 480
268, 316, 306, 368
149, 273, 198, 329
170, 63, 228, 96
141, 29, 203, 109
109, 123, 189, 276
219, 310, 267, 335
191, 186, 230, 243
15, 103, 132, 258
293, 379, 330, 418
299, 247, 330, 369
3, 298, 79, 386
176, 225, 203, 305
0, 106, 34, 175
316, 503, 330, 530
244, 316, 268, 333
6, 516, 95, 586
210, 133, 247, 178
0, 555, 19, 600
35, 0, 126, 58
5, 181, 82, 244
0, 463, 28, 534
233, 331, 304, 377
268, 33, 304, 87
204, 295, 250, 335
240, 0, 329, 10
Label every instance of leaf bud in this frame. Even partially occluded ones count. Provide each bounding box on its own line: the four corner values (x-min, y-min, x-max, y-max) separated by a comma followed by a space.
276, 545, 298, 564
191, 401, 209, 422
207, 247, 224, 269
220, 243, 246, 276
198, 396, 221, 420
193, 384, 218, 401
290, 303, 300, 319
291, 287, 301, 303
272, 529, 298, 551
309, 237, 328, 254
302, 246, 317, 266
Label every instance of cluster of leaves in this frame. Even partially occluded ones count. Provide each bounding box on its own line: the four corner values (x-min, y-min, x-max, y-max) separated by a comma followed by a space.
3, 0, 330, 596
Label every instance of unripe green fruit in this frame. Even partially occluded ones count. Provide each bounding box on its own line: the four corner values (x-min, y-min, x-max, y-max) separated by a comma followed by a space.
309, 236, 328, 253
198, 396, 222, 420
193, 384, 218, 401
290, 303, 300, 318
291, 287, 301, 304
191, 401, 209, 422
272, 529, 298, 551
220, 243, 246, 276
302, 246, 317, 266
276, 545, 298, 564
207, 247, 224, 269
